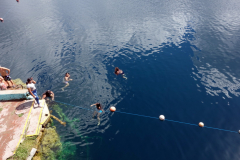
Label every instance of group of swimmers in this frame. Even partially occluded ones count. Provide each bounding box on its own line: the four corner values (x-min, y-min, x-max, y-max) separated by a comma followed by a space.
0, 65, 126, 125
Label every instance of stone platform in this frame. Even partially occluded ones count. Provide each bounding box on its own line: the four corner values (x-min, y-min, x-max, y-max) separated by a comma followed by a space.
0, 89, 33, 101
0, 99, 50, 160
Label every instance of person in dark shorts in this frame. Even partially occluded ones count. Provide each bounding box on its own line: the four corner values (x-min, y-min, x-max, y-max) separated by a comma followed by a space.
0, 18, 3, 22
0, 66, 14, 87
114, 67, 127, 79
90, 102, 105, 125
42, 90, 54, 100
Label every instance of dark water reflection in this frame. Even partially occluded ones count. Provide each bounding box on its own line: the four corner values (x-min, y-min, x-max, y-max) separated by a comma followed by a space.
1, 0, 240, 159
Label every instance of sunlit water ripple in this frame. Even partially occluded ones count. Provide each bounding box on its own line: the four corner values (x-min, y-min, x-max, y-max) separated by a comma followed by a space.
1, 0, 240, 159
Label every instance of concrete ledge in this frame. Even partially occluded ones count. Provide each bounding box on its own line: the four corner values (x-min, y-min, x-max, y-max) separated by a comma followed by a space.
0, 100, 34, 159
26, 100, 48, 137
0, 89, 33, 101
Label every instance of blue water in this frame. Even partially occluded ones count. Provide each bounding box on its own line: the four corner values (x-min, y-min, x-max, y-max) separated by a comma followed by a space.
1, 0, 240, 159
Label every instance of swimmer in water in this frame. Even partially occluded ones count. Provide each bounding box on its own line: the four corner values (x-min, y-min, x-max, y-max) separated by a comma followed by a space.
0, 18, 3, 22
16, 0, 19, 2
42, 90, 54, 101
90, 103, 105, 125
114, 67, 127, 79
61, 72, 72, 91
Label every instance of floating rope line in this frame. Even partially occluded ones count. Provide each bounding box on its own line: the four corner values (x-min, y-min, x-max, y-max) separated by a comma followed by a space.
3, 9, 11, 18
1, 4, 15, 19
115, 111, 159, 120
54, 100, 239, 134
54, 100, 92, 111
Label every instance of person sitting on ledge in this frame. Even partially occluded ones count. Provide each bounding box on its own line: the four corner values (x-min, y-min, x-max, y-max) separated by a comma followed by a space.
0, 18, 3, 22
42, 90, 54, 101
26, 77, 42, 107
0, 66, 15, 88
0, 76, 7, 90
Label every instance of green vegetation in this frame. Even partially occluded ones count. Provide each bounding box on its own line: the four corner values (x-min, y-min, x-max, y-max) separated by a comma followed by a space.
50, 103, 103, 160
57, 141, 77, 160
8, 136, 37, 160
12, 78, 26, 89
0, 107, 3, 112
40, 127, 62, 160
51, 103, 90, 158
18, 113, 24, 117
37, 124, 77, 160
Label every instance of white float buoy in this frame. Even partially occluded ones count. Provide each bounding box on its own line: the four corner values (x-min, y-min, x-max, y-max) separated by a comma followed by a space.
110, 106, 116, 112
159, 115, 165, 121
199, 122, 204, 127
238, 130, 240, 134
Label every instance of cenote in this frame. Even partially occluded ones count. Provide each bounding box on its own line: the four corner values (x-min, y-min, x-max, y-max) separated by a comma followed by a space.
1, 0, 240, 159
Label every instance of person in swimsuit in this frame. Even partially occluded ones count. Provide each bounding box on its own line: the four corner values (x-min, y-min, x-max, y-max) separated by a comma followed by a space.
42, 90, 54, 101
114, 67, 127, 79
0, 66, 14, 87
0, 18, 3, 22
61, 72, 72, 91
26, 77, 42, 107
90, 103, 104, 125
0, 76, 7, 90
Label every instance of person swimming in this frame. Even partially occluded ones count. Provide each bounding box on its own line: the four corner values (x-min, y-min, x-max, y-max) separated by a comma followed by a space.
61, 72, 72, 91
90, 102, 105, 125
42, 90, 54, 101
0, 18, 3, 22
114, 67, 127, 79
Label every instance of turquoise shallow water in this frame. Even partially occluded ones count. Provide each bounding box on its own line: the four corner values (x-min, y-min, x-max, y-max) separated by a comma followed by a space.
1, 0, 240, 159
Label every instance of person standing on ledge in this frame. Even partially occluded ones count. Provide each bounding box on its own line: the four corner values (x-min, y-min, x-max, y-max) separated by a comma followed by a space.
26, 77, 42, 108
114, 67, 127, 79
0, 66, 14, 87
61, 72, 72, 91
90, 103, 105, 125
42, 90, 54, 101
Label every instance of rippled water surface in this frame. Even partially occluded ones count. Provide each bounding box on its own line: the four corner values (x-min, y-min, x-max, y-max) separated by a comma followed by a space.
1, 0, 240, 159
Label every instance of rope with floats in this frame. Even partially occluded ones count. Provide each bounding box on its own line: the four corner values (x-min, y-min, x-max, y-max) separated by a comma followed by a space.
1, 1, 19, 22
0, 7, 12, 22
54, 100, 239, 134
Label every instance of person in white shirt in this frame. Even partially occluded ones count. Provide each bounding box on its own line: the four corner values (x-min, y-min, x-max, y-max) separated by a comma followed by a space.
26, 77, 42, 107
